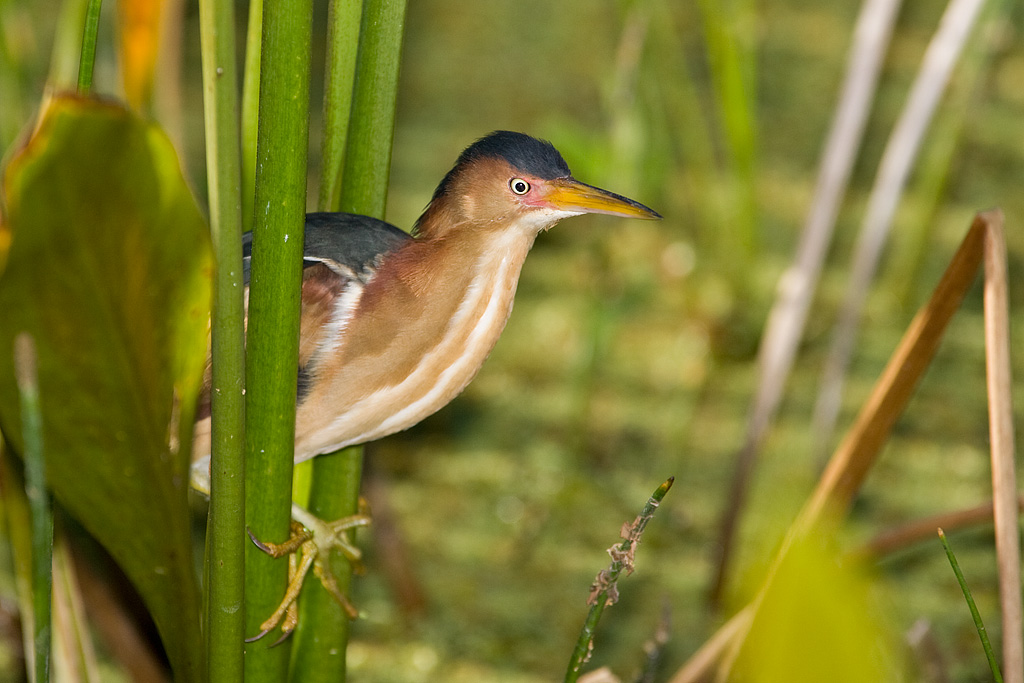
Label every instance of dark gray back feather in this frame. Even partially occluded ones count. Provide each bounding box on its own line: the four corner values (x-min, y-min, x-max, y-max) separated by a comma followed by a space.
242, 212, 410, 285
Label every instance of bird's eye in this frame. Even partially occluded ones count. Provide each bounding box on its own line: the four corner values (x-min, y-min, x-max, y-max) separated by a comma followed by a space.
509, 178, 530, 195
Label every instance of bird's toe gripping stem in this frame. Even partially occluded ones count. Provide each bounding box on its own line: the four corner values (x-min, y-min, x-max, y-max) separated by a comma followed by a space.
245, 501, 371, 644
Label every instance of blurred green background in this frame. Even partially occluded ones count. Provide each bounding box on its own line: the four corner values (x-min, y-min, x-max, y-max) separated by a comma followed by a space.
3, 0, 1024, 680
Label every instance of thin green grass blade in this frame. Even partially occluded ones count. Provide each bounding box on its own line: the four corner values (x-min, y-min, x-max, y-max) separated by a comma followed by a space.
14, 334, 51, 683
76, 0, 102, 92
938, 528, 1003, 683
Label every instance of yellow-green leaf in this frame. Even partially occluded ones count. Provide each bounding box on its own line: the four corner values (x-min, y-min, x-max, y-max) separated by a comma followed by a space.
0, 94, 211, 683
732, 530, 901, 682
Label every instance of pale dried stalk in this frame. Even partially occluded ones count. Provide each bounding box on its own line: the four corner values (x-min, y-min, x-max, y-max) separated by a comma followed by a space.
667, 606, 754, 683
982, 211, 1022, 683
711, 0, 903, 601
801, 214, 985, 524
52, 536, 101, 683
673, 213, 1008, 682
863, 498, 1023, 557
739, 0, 902, 451
814, 0, 989, 450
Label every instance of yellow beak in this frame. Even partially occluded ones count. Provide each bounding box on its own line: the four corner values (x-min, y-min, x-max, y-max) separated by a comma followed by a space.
543, 177, 661, 220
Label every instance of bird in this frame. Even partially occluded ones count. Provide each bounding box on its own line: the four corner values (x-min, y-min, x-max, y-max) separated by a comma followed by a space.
190, 130, 660, 638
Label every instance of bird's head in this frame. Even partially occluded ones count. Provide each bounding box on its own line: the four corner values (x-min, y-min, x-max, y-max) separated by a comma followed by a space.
413, 131, 660, 239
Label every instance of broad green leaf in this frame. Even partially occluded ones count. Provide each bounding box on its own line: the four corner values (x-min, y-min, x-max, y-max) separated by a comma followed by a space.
732, 529, 901, 683
0, 94, 212, 683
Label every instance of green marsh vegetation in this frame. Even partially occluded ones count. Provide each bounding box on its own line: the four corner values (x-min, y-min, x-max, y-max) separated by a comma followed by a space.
1, 0, 1023, 680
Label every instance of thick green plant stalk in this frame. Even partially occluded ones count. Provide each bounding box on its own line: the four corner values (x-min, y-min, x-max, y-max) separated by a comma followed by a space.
317, 0, 364, 212
290, 446, 363, 682
291, 1, 406, 678
243, 0, 313, 678
76, 0, 103, 92
289, 3, 363, 679
14, 334, 51, 683
198, 0, 246, 675
337, 0, 407, 219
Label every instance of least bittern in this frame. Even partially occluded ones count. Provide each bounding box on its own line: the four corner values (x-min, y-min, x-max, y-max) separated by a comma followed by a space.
191, 131, 660, 638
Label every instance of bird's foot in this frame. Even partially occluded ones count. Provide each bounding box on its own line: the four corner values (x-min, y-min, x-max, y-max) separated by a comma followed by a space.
246, 502, 371, 644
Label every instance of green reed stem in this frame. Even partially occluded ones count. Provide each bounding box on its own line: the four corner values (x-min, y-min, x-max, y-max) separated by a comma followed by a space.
198, 0, 246, 674
564, 477, 673, 683
243, 0, 313, 677
290, 2, 406, 679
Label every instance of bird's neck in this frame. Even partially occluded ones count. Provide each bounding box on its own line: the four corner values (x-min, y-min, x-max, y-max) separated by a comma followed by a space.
380, 229, 537, 366
399, 227, 536, 300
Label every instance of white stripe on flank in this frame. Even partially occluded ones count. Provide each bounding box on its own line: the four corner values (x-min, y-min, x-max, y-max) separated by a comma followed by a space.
369, 250, 516, 435
305, 233, 529, 457
318, 280, 365, 360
